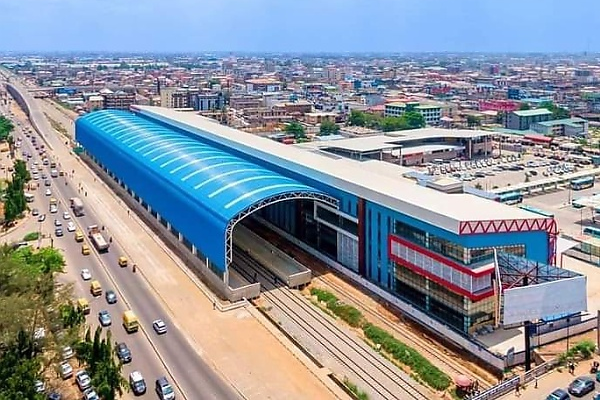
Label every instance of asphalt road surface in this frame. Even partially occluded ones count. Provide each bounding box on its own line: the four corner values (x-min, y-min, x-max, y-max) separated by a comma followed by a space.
2, 84, 241, 400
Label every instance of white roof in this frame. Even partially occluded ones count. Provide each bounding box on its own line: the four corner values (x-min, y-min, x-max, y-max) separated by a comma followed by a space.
133, 106, 544, 234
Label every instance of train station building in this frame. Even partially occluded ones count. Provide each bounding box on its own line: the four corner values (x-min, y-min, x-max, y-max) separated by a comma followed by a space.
75, 106, 559, 335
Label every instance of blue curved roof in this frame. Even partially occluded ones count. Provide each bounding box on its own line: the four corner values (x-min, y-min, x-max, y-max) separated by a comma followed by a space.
76, 110, 331, 272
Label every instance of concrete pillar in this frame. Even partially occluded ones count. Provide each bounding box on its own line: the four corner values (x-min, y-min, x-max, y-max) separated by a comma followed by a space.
167, 222, 171, 231
178, 233, 182, 242
192, 245, 197, 256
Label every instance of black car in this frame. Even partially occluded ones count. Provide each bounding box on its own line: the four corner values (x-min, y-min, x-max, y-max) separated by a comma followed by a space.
115, 342, 132, 363
105, 290, 117, 304
31, 208, 39, 216
568, 376, 595, 397
54, 227, 63, 237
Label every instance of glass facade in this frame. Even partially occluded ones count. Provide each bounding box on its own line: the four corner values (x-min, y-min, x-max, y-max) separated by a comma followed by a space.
394, 220, 525, 266
394, 264, 496, 333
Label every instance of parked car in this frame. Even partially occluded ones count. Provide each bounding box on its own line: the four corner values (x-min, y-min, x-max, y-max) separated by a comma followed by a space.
60, 362, 73, 379
75, 371, 92, 391
546, 388, 570, 400
568, 376, 595, 397
31, 208, 39, 216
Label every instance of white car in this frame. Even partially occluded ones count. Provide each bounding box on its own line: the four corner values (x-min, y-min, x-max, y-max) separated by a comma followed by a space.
152, 319, 167, 335
60, 362, 73, 379
34, 380, 45, 393
62, 346, 74, 359
63, 211, 71, 220
80, 269, 92, 281
76, 370, 92, 391
67, 221, 76, 232
45, 188, 51, 196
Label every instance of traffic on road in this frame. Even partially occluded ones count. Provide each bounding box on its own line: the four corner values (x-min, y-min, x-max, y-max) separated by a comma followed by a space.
6, 94, 239, 400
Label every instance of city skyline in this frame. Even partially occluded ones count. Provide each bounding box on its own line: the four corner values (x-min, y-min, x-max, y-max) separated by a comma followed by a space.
1, 0, 599, 53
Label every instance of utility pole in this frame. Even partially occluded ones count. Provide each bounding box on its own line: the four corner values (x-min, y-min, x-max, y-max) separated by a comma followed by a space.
523, 275, 532, 371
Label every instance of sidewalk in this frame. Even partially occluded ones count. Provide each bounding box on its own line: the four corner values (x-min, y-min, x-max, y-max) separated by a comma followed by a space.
39, 101, 346, 399
501, 361, 598, 399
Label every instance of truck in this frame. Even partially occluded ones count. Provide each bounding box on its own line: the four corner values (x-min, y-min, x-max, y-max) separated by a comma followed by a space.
87, 224, 109, 253
70, 197, 84, 217
122, 310, 139, 333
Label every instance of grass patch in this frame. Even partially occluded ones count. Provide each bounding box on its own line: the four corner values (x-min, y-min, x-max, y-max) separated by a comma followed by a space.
310, 287, 451, 391
23, 231, 40, 241
343, 377, 369, 400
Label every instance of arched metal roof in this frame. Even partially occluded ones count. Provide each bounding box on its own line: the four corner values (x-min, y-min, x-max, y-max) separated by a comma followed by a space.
76, 110, 337, 274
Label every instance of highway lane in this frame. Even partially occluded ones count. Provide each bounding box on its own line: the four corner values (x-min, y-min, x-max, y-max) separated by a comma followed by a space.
14, 117, 175, 399
4, 91, 241, 400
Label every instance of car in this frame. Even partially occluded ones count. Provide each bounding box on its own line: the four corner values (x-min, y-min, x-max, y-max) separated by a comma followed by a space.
129, 371, 147, 395
83, 388, 99, 400
31, 208, 39, 216
98, 310, 111, 327
568, 376, 595, 397
80, 269, 92, 281
63, 211, 71, 220
75, 371, 92, 391
67, 221, 76, 232
50, 205, 58, 214
152, 319, 167, 334
54, 227, 63, 237
41, 173, 47, 180
105, 290, 117, 304
54, 219, 62, 227
47, 392, 62, 400
593, 392, 600, 400
34, 380, 45, 393
44, 179, 51, 187
60, 362, 73, 379
62, 346, 74, 359
156, 376, 176, 400
115, 342, 132, 363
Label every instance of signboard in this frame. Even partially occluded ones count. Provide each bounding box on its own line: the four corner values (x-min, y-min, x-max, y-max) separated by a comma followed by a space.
502, 276, 587, 325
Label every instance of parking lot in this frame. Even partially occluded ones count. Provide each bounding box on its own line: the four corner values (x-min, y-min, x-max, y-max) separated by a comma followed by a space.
419, 152, 598, 191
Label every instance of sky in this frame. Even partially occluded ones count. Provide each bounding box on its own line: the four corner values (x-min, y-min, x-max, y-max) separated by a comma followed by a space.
0, 0, 599, 53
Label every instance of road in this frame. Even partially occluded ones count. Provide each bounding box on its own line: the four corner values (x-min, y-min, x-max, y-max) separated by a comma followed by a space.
1, 79, 241, 400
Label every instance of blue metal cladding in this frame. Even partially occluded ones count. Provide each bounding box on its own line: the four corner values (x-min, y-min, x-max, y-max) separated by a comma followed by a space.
75, 110, 328, 272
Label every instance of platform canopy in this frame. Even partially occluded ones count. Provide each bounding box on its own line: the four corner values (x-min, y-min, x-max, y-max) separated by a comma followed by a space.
76, 110, 337, 273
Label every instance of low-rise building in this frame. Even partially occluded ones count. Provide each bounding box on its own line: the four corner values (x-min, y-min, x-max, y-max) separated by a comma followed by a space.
504, 109, 553, 131
384, 102, 442, 125
87, 95, 104, 111
531, 117, 589, 137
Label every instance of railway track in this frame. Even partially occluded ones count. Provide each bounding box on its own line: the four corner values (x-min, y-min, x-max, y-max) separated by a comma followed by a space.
315, 274, 495, 388
245, 220, 497, 388
232, 247, 432, 400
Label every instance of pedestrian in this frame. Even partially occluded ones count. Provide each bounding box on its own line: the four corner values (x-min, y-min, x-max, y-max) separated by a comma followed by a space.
534, 376, 538, 389
85, 191, 87, 197
212, 301, 216, 310
515, 382, 521, 397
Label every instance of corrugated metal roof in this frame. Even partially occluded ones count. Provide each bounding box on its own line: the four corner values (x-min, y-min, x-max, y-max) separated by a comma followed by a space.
135, 106, 545, 234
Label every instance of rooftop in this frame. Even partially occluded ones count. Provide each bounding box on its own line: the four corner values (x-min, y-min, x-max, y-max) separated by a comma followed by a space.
535, 117, 587, 127
513, 108, 553, 117
385, 102, 441, 110
133, 106, 549, 234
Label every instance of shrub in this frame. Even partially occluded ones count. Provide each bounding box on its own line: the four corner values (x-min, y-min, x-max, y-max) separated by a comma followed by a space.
23, 231, 39, 241
310, 288, 365, 327
363, 323, 451, 390
343, 377, 369, 400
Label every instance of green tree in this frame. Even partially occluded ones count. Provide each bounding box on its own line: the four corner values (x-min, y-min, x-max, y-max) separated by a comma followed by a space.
0, 116, 14, 141
319, 120, 340, 136
380, 116, 408, 132
466, 115, 481, 128
348, 110, 366, 127
284, 121, 306, 139
519, 102, 531, 111
403, 111, 426, 129
538, 101, 570, 119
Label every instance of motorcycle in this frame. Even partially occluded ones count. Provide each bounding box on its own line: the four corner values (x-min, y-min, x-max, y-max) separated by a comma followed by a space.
590, 361, 599, 373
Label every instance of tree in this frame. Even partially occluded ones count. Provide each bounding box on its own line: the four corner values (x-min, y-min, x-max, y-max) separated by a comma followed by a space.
0, 116, 14, 142
380, 116, 408, 132
538, 101, 570, 120
319, 120, 339, 136
403, 111, 426, 129
466, 115, 481, 128
284, 121, 306, 139
348, 110, 367, 127
519, 103, 531, 111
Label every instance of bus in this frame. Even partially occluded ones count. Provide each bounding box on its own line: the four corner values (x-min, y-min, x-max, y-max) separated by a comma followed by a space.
518, 205, 554, 218
571, 176, 595, 190
498, 191, 523, 205
583, 226, 600, 238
